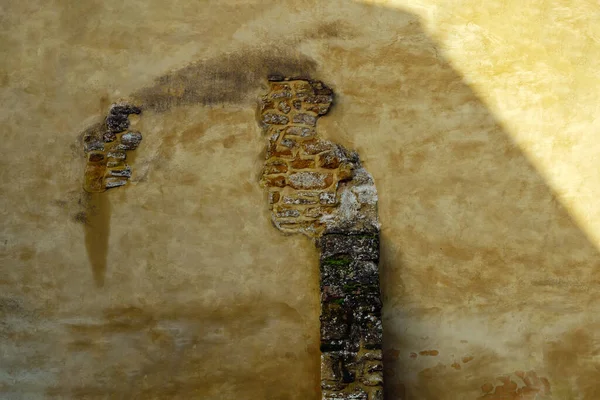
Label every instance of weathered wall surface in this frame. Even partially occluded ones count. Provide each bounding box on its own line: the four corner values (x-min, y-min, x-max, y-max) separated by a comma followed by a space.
1, 0, 599, 399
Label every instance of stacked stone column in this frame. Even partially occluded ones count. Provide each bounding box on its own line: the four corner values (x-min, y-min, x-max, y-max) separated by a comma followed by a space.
318, 233, 383, 400
258, 78, 383, 399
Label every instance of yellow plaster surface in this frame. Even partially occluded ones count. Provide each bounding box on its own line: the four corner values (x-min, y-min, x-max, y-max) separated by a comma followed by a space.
1, 0, 599, 398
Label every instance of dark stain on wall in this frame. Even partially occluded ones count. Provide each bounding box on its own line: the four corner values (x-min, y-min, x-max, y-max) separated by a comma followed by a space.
82, 192, 111, 288
132, 48, 318, 112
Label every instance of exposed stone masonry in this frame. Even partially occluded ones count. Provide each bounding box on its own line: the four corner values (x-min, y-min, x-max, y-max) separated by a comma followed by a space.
82, 104, 143, 192
258, 78, 383, 400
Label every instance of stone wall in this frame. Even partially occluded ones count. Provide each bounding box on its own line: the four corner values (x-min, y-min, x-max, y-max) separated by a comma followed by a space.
83, 104, 143, 192
258, 78, 383, 399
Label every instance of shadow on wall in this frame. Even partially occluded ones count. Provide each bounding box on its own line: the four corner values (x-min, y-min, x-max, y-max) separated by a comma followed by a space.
68, 1, 600, 399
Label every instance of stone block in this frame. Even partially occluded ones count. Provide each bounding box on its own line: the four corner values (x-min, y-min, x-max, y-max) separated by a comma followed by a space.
108, 166, 132, 178
290, 158, 315, 169
282, 194, 318, 205
104, 177, 127, 189
264, 160, 288, 174
305, 207, 333, 218
320, 303, 350, 341
263, 175, 286, 188
286, 126, 315, 137
318, 150, 342, 169
120, 131, 143, 150
107, 151, 126, 160
320, 192, 337, 205
275, 208, 300, 218
302, 139, 333, 155
293, 113, 317, 126
262, 113, 289, 125
319, 234, 380, 261
278, 101, 291, 114
268, 191, 280, 204
288, 172, 333, 190
88, 152, 105, 163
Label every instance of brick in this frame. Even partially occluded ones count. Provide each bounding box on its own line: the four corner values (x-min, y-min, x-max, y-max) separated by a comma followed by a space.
288, 172, 333, 190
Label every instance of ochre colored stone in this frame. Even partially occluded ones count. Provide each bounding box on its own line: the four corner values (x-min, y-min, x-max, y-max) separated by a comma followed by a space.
337, 162, 354, 181
264, 160, 288, 174
318, 151, 341, 169
290, 158, 315, 169
88, 152, 105, 163
84, 164, 106, 192
264, 175, 286, 188
269, 191, 280, 204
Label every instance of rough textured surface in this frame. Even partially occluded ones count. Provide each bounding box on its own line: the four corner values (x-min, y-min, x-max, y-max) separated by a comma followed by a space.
318, 234, 383, 400
82, 103, 142, 192
259, 79, 383, 399
259, 79, 379, 238
2, 0, 600, 398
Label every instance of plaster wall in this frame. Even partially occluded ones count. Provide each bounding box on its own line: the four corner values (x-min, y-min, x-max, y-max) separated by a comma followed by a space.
1, 0, 599, 398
